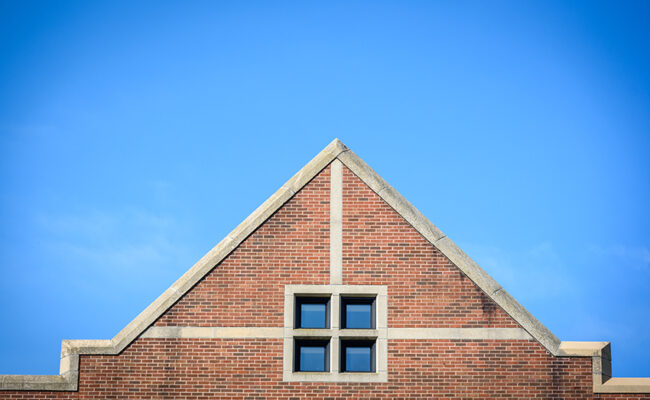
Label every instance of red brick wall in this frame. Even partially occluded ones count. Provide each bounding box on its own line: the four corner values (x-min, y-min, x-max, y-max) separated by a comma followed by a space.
5, 163, 649, 399
5, 340, 648, 399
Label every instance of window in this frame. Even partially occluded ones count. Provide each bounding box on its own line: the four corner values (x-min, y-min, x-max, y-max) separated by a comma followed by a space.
340, 340, 376, 372
341, 297, 376, 329
295, 297, 330, 329
283, 285, 387, 382
294, 339, 330, 372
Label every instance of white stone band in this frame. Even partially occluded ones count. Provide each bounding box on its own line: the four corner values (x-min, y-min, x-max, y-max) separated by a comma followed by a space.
330, 159, 343, 284
388, 327, 533, 340
141, 326, 534, 340
142, 326, 284, 339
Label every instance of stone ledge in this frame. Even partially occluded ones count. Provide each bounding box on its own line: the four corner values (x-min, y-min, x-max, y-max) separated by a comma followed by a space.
557, 341, 650, 393
1, 339, 111, 391
557, 341, 610, 358
0, 374, 76, 391
596, 378, 650, 393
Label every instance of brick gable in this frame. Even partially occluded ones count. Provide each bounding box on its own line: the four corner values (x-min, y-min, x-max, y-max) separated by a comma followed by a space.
3, 140, 647, 398
152, 163, 520, 330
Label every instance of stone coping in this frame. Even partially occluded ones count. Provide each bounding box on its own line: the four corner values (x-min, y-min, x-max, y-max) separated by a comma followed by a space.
558, 341, 650, 393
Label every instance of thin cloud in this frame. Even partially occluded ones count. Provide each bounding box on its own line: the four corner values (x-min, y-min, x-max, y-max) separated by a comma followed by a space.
34, 208, 192, 296
464, 241, 575, 300
588, 244, 650, 269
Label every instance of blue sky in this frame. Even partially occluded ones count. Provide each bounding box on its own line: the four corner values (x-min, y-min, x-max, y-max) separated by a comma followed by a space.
1, 1, 649, 377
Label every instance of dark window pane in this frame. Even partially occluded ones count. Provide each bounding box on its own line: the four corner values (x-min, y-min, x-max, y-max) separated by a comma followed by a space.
301, 303, 326, 328
295, 339, 329, 372
341, 297, 375, 329
300, 346, 326, 371
345, 303, 372, 329
345, 346, 371, 372
296, 297, 329, 329
340, 340, 375, 373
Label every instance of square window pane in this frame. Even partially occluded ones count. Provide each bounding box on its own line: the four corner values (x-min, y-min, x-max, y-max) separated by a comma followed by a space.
295, 339, 329, 372
300, 346, 326, 371
345, 303, 372, 329
340, 340, 375, 373
345, 346, 371, 372
301, 303, 326, 328
341, 297, 375, 329
295, 297, 330, 329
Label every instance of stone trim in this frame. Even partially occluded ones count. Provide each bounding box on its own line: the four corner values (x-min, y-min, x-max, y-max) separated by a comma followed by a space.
1, 341, 109, 391
557, 341, 650, 393
329, 159, 343, 284
596, 378, 650, 394
388, 328, 533, 340
0, 374, 75, 392
1, 139, 648, 393
137, 326, 537, 341
141, 327, 284, 339
283, 284, 388, 382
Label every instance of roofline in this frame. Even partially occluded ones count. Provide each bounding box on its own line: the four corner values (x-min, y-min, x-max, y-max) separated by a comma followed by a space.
337, 147, 563, 353
1, 139, 648, 393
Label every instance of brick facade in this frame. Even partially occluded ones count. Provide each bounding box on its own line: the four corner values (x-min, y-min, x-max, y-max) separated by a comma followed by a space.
3, 146, 648, 399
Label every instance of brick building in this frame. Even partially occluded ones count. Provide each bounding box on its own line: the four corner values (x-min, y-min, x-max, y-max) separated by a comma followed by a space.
2, 139, 649, 398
